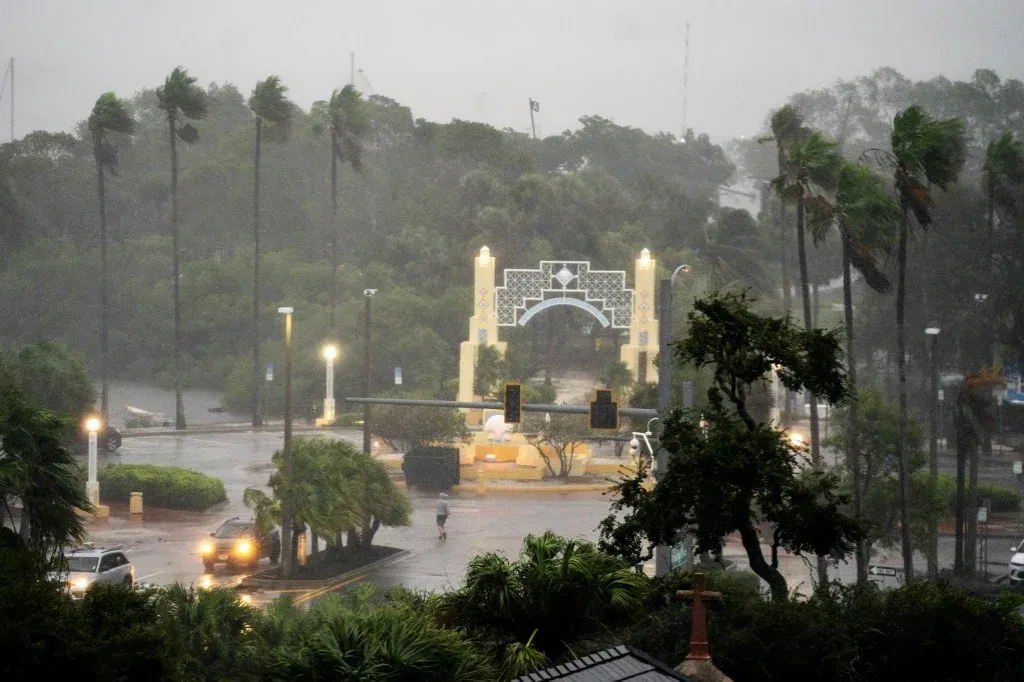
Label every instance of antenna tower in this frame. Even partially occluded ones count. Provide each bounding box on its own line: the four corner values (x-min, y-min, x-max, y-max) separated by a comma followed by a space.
682, 22, 690, 138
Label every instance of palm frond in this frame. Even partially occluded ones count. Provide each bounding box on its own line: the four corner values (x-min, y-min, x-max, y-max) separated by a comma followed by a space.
157, 66, 209, 121
250, 75, 293, 131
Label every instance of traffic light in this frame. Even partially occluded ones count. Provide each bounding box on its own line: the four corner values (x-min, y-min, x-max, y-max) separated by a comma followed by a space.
503, 383, 522, 424
590, 389, 618, 430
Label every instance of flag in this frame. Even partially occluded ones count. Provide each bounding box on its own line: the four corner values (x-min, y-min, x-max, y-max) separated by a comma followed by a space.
530, 99, 540, 112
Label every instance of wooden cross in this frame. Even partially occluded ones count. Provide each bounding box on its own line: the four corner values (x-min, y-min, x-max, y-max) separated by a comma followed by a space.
677, 572, 723, 662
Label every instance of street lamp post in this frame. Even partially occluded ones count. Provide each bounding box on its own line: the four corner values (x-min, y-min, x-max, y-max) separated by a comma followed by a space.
363, 289, 377, 454
278, 306, 295, 577
85, 417, 101, 507
322, 344, 338, 424
925, 326, 940, 579
654, 263, 690, 576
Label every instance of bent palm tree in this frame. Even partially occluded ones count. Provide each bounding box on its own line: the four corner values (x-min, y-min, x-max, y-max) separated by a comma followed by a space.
773, 129, 842, 587
88, 93, 135, 424
879, 105, 965, 579
834, 162, 899, 582
311, 86, 367, 331
157, 67, 208, 430
247, 76, 293, 428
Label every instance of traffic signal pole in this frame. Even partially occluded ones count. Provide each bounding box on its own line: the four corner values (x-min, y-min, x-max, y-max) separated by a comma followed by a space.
343, 396, 657, 420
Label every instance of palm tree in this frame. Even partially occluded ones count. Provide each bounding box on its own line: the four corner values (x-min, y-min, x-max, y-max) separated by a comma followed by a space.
984, 132, 1024, 370
311, 86, 367, 331
834, 162, 899, 582
0, 383, 90, 559
773, 129, 842, 587
87, 93, 135, 424
247, 76, 293, 428
885, 105, 966, 579
156, 67, 208, 430
769, 105, 807, 320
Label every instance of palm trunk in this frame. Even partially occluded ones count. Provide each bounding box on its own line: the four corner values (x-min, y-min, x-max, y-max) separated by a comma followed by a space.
95, 148, 109, 424
984, 178, 995, 457
780, 195, 792, 427
169, 116, 186, 430
251, 119, 264, 427
329, 129, 338, 332
895, 209, 914, 579
841, 229, 868, 584
796, 194, 827, 587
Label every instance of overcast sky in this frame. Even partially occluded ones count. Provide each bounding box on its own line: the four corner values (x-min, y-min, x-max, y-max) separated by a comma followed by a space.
1, 0, 1022, 143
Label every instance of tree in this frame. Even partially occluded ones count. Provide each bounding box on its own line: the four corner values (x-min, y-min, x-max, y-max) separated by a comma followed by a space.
87, 92, 135, 423
600, 292, 862, 601
371, 404, 470, 452
473, 344, 507, 399
437, 531, 647, 663
247, 76, 293, 428
522, 411, 592, 479
767, 105, 808, 319
156, 67, 209, 430
0, 341, 96, 422
873, 105, 965, 578
311, 85, 367, 331
834, 163, 899, 581
0, 382, 89, 556
773, 126, 843, 585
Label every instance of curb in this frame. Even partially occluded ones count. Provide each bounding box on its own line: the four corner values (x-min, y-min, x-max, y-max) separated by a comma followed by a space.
451, 483, 612, 495
121, 424, 355, 439
239, 548, 411, 590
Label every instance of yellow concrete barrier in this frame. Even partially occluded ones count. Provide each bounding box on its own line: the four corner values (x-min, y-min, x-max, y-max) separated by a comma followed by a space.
129, 491, 143, 515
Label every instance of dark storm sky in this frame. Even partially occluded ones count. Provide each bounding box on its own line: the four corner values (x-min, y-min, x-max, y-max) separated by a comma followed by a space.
1, 0, 1021, 141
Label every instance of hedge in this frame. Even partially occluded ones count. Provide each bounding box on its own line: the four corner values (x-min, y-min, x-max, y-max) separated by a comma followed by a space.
98, 464, 227, 511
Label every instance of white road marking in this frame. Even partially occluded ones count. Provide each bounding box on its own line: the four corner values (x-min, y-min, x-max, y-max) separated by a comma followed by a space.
136, 570, 168, 582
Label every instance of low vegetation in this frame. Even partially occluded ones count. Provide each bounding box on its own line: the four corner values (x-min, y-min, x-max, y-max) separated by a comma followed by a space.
99, 464, 227, 511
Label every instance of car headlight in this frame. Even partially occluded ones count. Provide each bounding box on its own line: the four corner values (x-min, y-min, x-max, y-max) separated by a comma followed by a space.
200, 541, 213, 554
236, 540, 252, 555
70, 576, 90, 591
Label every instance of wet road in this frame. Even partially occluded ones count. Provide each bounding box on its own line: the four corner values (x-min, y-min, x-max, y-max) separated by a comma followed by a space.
83, 428, 1020, 604
84, 430, 613, 604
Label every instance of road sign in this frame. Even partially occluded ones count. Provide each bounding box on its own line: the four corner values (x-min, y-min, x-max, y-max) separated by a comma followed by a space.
394, 367, 402, 386
590, 389, 618, 430
503, 383, 522, 424
978, 506, 989, 523
669, 535, 690, 571
265, 363, 274, 381
1014, 461, 1023, 475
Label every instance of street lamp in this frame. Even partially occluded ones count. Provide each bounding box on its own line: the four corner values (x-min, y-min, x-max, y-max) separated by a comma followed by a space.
322, 344, 339, 424
85, 417, 101, 507
652, 263, 692, 577
925, 326, 940, 579
277, 306, 295, 577
363, 290, 377, 454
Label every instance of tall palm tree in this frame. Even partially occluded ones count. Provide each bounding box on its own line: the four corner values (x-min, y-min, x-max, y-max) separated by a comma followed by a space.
773, 128, 842, 587
984, 132, 1024, 370
87, 92, 135, 424
156, 67, 208, 431
834, 162, 899, 582
311, 85, 367, 331
247, 76, 293, 428
886, 105, 966, 579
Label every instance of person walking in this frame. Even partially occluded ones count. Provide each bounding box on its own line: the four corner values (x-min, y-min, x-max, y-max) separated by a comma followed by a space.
436, 492, 450, 540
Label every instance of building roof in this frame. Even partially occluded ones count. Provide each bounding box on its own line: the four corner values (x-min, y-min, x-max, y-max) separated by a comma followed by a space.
514, 645, 693, 682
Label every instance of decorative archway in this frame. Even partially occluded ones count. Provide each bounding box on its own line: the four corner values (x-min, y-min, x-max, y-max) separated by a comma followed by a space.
457, 246, 659, 414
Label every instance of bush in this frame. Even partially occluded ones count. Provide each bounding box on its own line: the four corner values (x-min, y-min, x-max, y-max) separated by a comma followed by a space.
978, 481, 1023, 512
99, 464, 227, 511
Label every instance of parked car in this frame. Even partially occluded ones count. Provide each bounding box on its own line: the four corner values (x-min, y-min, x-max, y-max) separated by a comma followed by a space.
1008, 540, 1024, 585
51, 545, 135, 599
199, 517, 280, 572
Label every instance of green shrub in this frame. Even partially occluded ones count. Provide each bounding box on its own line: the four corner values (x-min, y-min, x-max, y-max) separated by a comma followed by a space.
978, 481, 1023, 512
99, 464, 227, 511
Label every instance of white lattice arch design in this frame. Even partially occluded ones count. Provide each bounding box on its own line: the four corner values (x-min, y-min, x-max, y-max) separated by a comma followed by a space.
494, 261, 634, 329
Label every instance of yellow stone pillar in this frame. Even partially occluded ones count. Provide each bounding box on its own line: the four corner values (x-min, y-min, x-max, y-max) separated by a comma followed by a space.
458, 246, 506, 425
620, 248, 659, 384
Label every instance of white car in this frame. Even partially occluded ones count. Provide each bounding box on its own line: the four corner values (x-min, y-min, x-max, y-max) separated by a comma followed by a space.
1008, 540, 1024, 585
54, 546, 135, 599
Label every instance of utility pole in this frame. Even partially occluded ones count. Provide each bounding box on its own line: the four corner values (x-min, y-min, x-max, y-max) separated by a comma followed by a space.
9, 57, 13, 142
350, 52, 355, 86
278, 306, 295, 577
528, 98, 539, 139
926, 327, 940, 579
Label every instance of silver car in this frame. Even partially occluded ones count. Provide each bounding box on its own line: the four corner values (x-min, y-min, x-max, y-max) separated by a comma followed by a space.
55, 546, 135, 599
